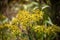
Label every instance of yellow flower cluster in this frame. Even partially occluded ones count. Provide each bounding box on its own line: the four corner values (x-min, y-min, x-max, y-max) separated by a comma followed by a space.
34, 25, 60, 35
16, 10, 44, 26
0, 23, 21, 35
16, 10, 31, 25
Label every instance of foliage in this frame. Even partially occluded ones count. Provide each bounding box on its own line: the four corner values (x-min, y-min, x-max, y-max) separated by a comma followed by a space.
0, 0, 60, 40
